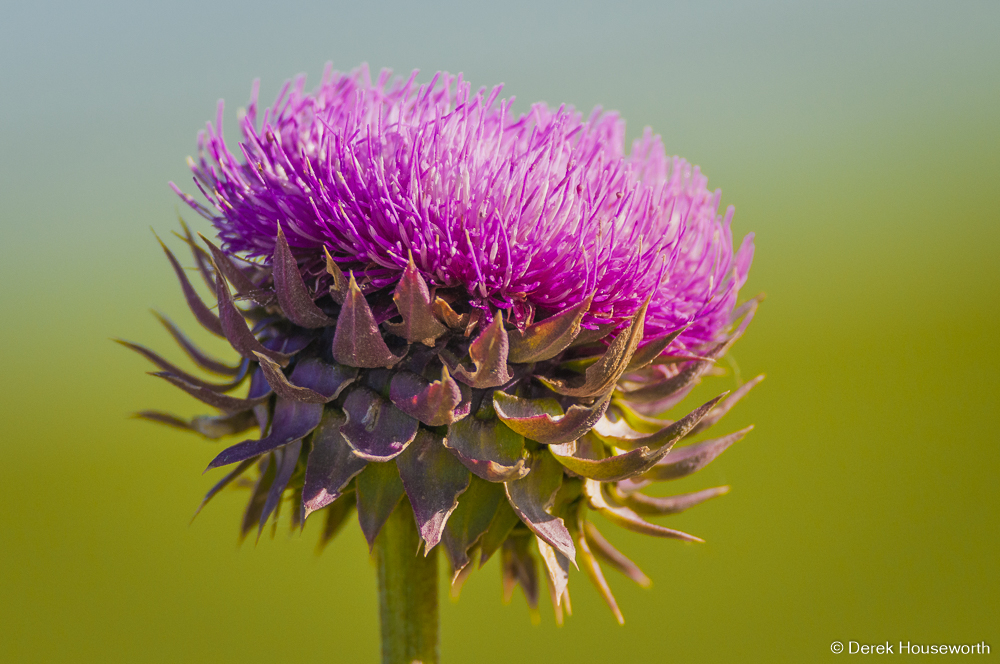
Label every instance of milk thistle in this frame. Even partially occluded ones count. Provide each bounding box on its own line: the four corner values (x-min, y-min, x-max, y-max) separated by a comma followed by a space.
127, 64, 760, 664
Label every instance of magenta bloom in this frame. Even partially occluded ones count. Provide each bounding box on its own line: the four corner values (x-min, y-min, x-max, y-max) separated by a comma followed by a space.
174, 65, 753, 351
131, 66, 763, 646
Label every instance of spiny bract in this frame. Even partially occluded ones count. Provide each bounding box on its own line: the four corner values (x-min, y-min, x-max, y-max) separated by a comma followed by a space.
131, 64, 761, 624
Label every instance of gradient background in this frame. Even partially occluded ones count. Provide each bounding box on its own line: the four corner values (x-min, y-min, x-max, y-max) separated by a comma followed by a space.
1, 1, 997, 662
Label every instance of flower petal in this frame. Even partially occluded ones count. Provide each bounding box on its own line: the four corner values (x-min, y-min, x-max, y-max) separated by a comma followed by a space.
583, 479, 702, 542
501, 534, 539, 611
548, 433, 652, 482
539, 299, 649, 398
492, 391, 610, 445
152, 311, 242, 376
631, 426, 753, 483
317, 490, 356, 552
191, 458, 256, 521
507, 294, 591, 363
537, 537, 571, 608
616, 485, 730, 516
116, 339, 247, 392
443, 401, 528, 482
504, 452, 576, 561
396, 429, 471, 551
432, 297, 469, 330
189, 412, 257, 438
583, 521, 651, 588
478, 499, 521, 567
568, 322, 619, 349
133, 409, 257, 440
551, 395, 726, 481
340, 386, 419, 461
254, 353, 357, 403
176, 217, 217, 291
686, 375, 764, 436
592, 409, 654, 440
302, 410, 368, 516
595, 394, 727, 453
132, 410, 191, 432
272, 225, 335, 328
384, 255, 447, 345
441, 476, 506, 573
355, 461, 405, 550
624, 326, 686, 372
322, 247, 348, 305
152, 372, 268, 413
157, 235, 224, 337
332, 273, 403, 368
258, 438, 302, 536
201, 234, 273, 307
616, 339, 732, 417
389, 367, 470, 426
247, 365, 273, 399
452, 314, 512, 389
574, 518, 624, 624
215, 271, 291, 366
240, 455, 275, 541
206, 398, 323, 469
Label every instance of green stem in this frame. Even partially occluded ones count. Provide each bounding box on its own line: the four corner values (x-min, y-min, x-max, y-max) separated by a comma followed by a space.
375, 500, 439, 664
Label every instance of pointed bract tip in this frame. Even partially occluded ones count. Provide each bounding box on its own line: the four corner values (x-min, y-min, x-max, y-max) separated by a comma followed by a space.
324, 247, 345, 280
152, 229, 168, 250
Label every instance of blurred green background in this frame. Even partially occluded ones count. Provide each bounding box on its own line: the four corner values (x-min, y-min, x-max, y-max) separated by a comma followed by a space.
1, 1, 997, 662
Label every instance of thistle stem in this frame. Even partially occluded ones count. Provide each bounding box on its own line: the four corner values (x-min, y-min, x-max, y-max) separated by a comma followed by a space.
375, 499, 439, 664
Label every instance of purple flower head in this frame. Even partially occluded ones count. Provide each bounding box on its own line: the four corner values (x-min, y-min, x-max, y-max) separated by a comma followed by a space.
134, 63, 765, 634
173, 64, 753, 352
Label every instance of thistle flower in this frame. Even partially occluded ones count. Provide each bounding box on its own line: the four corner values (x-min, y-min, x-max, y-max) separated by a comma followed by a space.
129, 64, 759, 663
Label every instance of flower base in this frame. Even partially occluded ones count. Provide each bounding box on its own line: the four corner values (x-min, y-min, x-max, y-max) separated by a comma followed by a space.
376, 498, 439, 664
